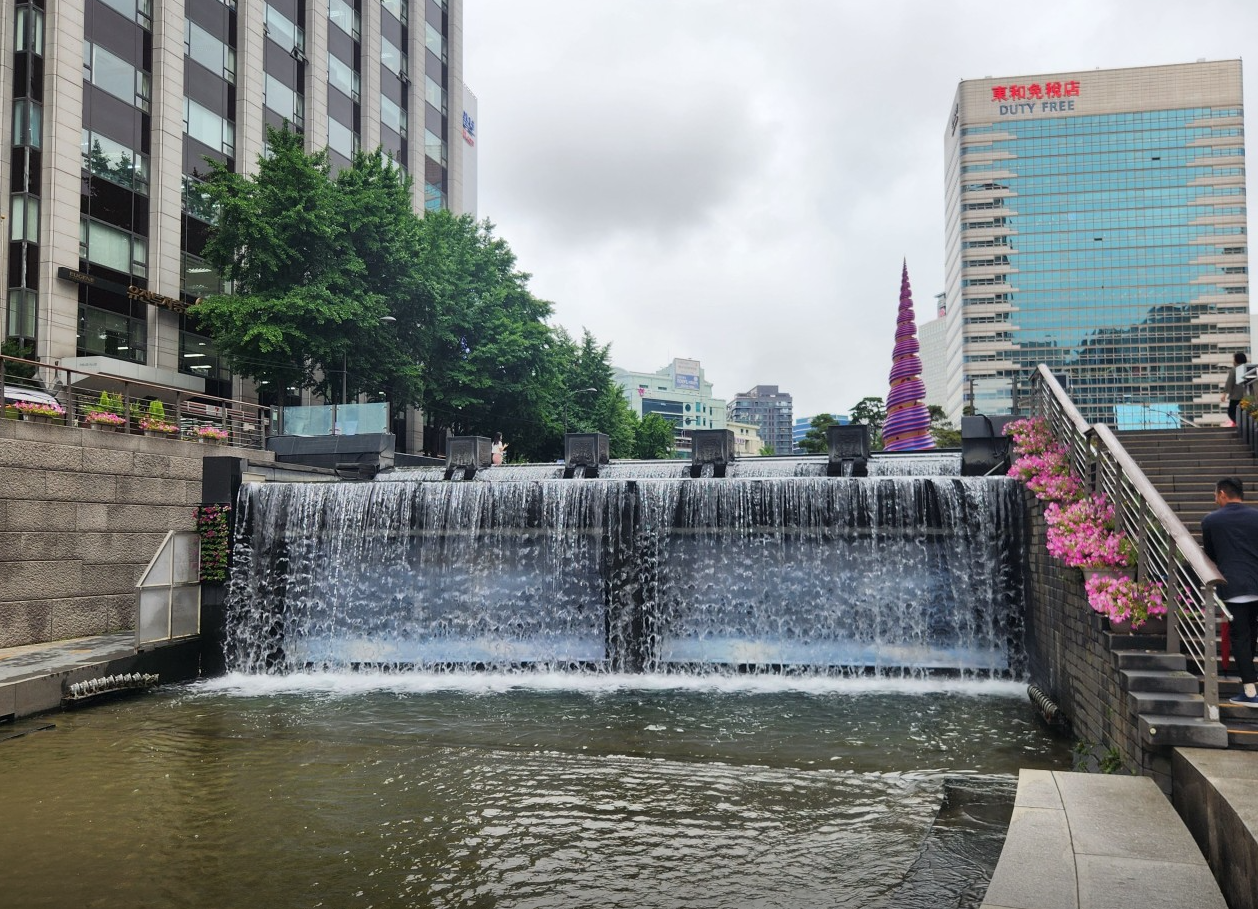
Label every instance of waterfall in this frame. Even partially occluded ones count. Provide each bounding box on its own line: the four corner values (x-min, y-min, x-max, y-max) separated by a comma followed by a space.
224, 476, 1024, 676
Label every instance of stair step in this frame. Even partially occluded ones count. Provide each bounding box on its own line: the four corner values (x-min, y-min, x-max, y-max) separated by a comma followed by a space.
1139, 713, 1229, 748
1128, 691, 1208, 717
1121, 669, 1200, 694
1224, 722, 1258, 749
1113, 651, 1186, 671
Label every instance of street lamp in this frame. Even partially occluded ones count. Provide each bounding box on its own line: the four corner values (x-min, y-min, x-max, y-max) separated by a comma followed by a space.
562, 387, 599, 434
342, 316, 396, 404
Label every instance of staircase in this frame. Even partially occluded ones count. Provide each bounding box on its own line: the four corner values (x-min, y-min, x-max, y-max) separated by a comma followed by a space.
1113, 427, 1258, 748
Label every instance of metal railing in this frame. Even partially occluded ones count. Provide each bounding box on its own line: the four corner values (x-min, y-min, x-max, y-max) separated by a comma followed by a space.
136, 531, 201, 649
1032, 365, 1227, 721
1, 352, 272, 450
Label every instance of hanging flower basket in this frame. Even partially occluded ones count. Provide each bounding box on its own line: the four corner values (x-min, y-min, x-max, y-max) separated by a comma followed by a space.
1085, 575, 1168, 633
194, 504, 231, 583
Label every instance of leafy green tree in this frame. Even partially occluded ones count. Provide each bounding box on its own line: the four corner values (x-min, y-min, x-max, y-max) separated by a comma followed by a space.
193, 126, 408, 403
1, 339, 38, 383
758, 445, 776, 456
798, 413, 840, 454
635, 412, 676, 459
849, 396, 887, 451
928, 404, 961, 447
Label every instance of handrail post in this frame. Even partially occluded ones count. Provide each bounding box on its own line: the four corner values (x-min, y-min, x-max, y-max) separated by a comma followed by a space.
1203, 584, 1221, 721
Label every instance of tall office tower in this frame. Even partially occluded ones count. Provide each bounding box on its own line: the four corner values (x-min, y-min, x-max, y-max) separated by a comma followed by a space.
2, 0, 465, 403
943, 61, 1248, 428
727, 384, 793, 455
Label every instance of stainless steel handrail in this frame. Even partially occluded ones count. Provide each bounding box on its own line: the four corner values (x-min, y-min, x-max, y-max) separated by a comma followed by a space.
1, 351, 272, 450
1031, 364, 1226, 721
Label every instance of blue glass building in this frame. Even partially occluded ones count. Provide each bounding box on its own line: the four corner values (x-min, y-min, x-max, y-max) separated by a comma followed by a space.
943, 61, 1248, 428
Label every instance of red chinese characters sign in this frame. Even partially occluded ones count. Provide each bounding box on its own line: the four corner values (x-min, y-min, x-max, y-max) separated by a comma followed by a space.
991, 81, 1080, 102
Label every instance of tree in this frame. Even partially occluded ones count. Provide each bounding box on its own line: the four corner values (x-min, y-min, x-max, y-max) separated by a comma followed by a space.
798, 413, 840, 454
849, 396, 887, 451
635, 412, 675, 459
193, 126, 411, 403
928, 404, 961, 448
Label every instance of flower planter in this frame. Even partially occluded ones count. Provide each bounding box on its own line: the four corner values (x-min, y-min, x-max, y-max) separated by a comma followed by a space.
1109, 614, 1168, 635
23, 413, 52, 424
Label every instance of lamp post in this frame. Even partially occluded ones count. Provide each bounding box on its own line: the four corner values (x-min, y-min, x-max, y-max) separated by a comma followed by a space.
562, 387, 599, 434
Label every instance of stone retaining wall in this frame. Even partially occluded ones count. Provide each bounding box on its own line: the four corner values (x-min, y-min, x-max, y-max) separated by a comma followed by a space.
1021, 489, 1167, 785
0, 418, 270, 648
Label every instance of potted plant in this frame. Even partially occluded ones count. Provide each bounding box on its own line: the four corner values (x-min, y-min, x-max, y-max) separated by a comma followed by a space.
84, 391, 125, 430
1044, 494, 1135, 576
14, 400, 66, 423
192, 425, 229, 443
140, 400, 178, 436
1084, 575, 1168, 633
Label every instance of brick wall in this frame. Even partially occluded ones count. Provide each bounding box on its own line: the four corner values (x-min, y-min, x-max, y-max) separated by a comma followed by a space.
1021, 489, 1166, 783
0, 418, 270, 648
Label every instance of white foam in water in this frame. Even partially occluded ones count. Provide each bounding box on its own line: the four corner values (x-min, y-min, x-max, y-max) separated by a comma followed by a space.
195, 670, 1029, 699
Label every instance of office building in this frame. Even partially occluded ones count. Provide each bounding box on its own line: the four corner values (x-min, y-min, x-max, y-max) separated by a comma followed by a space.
943, 61, 1248, 427
3, 0, 466, 404
727, 385, 793, 455
792, 412, 848, 453
613, 358, 727, 455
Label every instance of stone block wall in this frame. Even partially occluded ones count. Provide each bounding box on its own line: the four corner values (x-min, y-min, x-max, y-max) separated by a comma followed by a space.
0, 418, 270, 648
1021, 489, 1167, 784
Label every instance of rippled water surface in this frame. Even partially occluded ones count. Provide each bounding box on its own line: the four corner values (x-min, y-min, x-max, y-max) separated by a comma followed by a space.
1, 675, 1069, 909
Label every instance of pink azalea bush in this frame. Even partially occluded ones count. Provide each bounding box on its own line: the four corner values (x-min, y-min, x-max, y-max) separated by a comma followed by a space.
86, 410, 126, 426
14, 400, 65, 418
194, 425, 229, 441
1084, 575, 1167, 628
1044, 495, 1134, 569
1006, 418, 1083, 505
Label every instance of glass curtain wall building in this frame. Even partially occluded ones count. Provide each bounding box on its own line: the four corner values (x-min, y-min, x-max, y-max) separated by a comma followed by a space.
2, 0, 465, 404
943, 61, 1248, 428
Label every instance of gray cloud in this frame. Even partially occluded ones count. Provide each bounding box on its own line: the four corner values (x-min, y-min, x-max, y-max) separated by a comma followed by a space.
465, 0, 1257, 419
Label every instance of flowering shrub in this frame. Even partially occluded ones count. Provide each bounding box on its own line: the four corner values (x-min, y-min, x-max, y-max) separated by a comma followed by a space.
1044, 495, 1134, 568
1084, 575, 1167, 628
140, 417, 178, 434
194, 425, 229, 441
1006, 418, 1084, 505
14, 400, 65, 418
86, 410, 127, 427
194, 504, 231, 583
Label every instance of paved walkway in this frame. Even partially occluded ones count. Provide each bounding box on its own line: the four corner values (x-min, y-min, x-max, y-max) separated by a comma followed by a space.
0, 633, 137, 719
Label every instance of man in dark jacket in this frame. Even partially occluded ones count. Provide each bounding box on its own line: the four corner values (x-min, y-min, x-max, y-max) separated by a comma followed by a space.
1202, 477, 1258, 705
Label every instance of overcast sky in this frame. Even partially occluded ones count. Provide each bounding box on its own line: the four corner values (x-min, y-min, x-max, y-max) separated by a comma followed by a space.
462, 0, 1256, 420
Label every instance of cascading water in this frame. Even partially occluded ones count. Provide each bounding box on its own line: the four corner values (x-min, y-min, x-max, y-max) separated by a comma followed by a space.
224, 474, 1024, 676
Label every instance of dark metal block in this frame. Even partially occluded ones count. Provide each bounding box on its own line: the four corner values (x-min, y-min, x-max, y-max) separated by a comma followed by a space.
446, 436, 491, 470
827, 425, 869, 476
565, 432, 609, 467
961, 415, 1015, 476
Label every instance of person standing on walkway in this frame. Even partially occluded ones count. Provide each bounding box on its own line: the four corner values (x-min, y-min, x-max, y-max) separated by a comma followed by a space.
491, 432, 507, 465
1202, 477, 1258, 706
1221, 352, 1249, 427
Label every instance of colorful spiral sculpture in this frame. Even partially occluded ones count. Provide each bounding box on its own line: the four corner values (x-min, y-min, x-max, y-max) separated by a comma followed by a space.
883, 261, 935, 452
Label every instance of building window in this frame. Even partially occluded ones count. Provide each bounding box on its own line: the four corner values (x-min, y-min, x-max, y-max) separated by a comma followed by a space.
80, 218, 148, 278
328, 118, 358, 159
424, 23, 446, 63
424, 183, 445, 211
82, 129, 150, 194
9, 195, 40, 242
179, 330, 228, 380
382, 0, 408, 26
12, 98, 42, 148
424, 128, 446, 166
186, 19, 236, 83
184, 97, 236, 156
7, 289, 38, 341
329, 55, 361, 102
264, 4, 305, 55
83, 42, 152, 113
329, 0, 362, 40
382, 36, 407, 79
424, 75, 446, 115
181, 253, 227, 297
99, 0, 153, 30
14, 5, 44, 54
78, 304, 147, 364
182, 175, 218, 223
264, 74, 304, 127
380, 94, 406, 138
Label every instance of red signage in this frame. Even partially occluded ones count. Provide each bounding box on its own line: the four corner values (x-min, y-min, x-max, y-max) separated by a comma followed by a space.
991, 81, 1080, 102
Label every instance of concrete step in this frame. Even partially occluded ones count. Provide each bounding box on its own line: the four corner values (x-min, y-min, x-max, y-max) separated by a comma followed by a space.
1128, 690, 1209, 718
1107, 632, 1175, 651
1112, 651, 1186, 672
1223, 721, 1258, 749
1139, 713, 1230, 748
1121, 669, 1200, 694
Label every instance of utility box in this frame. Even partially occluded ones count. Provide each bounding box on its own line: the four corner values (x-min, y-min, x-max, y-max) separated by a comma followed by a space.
827, 425, 870, 477
961, 415, 1015, 476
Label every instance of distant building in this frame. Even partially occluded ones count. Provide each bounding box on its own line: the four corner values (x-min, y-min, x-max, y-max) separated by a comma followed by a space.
943, 60, 1248, 427
461, 87, 478, 216
792, 413, 848, 453
729, 420, 764, 457
727, 385, 793, 455
918, 312, 949, 411
613, 358, 727, 455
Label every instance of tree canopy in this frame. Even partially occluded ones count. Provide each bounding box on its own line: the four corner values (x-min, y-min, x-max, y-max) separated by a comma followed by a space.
191, 125, 648, 462
849, 396, 887, 451
798, 413, 840, 454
